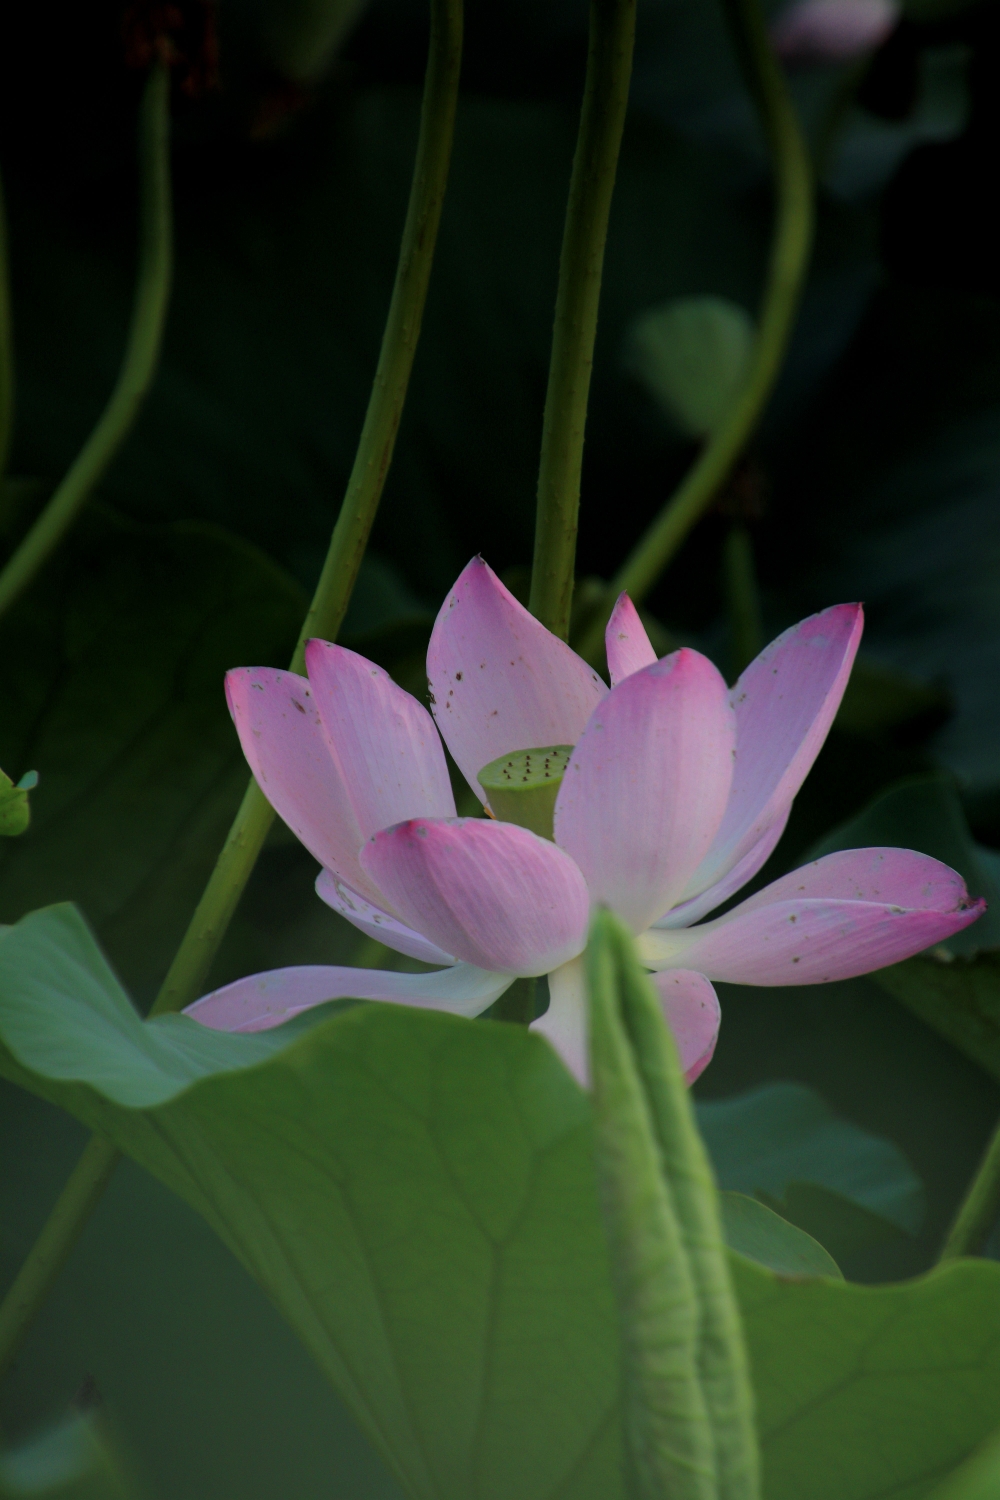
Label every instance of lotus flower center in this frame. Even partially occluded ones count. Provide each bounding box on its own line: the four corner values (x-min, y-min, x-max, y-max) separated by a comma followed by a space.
476, 745, 573, 841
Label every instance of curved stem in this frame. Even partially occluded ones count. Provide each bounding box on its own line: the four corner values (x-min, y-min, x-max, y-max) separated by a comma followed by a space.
939, 1119, 1000, 1262
290, 0, 463, 662
0, 166, 13, 484
528, 0, 636, 642
575, 0, 812, 666
0, 63, 173, 620
0, 1136, 118, 1385
0, 0, 463, 1381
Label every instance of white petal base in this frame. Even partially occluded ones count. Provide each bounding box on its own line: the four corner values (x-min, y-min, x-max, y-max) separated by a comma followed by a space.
530, 958, 721, 1088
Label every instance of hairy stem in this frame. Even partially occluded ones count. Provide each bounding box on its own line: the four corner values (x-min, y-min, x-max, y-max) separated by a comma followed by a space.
939, 1119, 1000, 1262
587, 913, 716, 1500
575, 0, 812, 666
0, 63, 173, 619
528, 0, 636, 641
612, 921, 759, 1499
0, 0, 463, 1382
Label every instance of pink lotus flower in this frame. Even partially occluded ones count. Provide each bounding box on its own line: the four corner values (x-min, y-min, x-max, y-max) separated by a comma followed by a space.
186, 558, 984, 1086
770, 0, 899, 62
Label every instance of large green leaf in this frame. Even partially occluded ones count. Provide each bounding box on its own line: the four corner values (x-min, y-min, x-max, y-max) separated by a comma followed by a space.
0, 511, 304, 1005
4, 904, 1000, 1500
733, 1256, 1000, 1500
927, 1429, 1000, 1500
1, 906, 625, 1500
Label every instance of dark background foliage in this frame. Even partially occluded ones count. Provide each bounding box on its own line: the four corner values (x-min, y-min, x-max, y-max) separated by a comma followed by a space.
2, 0, 1000, 1493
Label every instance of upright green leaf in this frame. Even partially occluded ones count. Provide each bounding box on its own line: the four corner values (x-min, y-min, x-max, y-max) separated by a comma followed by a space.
586, 927, 716, 1500
590, 914, 759, 1500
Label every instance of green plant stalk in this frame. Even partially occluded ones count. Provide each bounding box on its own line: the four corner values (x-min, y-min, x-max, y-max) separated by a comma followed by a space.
939, 1119, 1000, 1262
0, 166, 13, 484
722, 524, 764, 681
575, 0, 812, 666
0, 0, 463, 1384
0, 1135, 119, 1386
528, 0, 636, 642
0, 63, 172, 620
611, 921, 759, 1500
587, 910, 716, 1500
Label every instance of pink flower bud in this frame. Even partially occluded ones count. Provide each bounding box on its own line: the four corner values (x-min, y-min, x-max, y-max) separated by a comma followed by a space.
770, 0, 900, 62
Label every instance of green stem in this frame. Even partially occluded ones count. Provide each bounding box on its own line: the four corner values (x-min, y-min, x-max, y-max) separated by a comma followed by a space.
939, 1118, 1000, 1262
0, 165, 13, 484
722, 524, 764, 682
528, 0, 636, 641
288, 0, 462, 662
147, 779, 275, 1018
0, 63, 173, 620
0, 1136, 118, 1385
575, 0, 812, 666
0, 0, 463, 1381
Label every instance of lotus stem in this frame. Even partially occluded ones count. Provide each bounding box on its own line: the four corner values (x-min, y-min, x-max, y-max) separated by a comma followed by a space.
528, 0, 637, 642
575, 0, 812, 667
0, 167, 13, 485
0, 0, 463, 1381
0, 1136, 118, 1385
723, 524, 765, 680
0, 62, 173, 619
939, 1119, 1000, 1262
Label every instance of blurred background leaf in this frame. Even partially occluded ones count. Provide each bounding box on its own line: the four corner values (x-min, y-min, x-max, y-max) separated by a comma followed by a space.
0, 511, 305, 1007
0, 1413, 139, 1500
698, 1080, 925, 1262
719, 1191, 843, 1277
